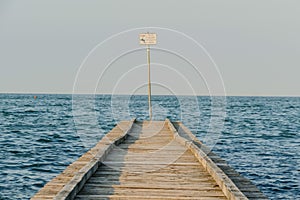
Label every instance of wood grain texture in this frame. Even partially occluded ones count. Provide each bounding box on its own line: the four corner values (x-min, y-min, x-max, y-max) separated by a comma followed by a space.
75, 121, 228, 199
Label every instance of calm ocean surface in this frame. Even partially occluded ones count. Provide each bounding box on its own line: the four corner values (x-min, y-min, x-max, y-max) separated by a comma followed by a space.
0, 94, 299, 199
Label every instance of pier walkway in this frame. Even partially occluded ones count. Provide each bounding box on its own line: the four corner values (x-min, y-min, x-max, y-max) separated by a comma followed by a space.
32, 119, 267, 200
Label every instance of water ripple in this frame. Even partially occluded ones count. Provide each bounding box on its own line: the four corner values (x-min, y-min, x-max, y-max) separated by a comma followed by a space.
0, 94, 299, 199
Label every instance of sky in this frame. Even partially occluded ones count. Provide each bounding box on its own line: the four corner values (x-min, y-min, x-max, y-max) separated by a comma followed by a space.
0, 0, 299, 96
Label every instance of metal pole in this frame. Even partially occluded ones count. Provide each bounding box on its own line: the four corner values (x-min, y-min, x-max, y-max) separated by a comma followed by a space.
147, 45, 152, 120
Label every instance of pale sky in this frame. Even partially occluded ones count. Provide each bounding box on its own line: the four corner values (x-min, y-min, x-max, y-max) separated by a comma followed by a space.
0, 0, 299, 96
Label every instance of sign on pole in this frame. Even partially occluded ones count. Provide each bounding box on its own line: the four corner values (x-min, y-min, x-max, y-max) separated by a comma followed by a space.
139, 33, 157, 45
139, 33, 156, 120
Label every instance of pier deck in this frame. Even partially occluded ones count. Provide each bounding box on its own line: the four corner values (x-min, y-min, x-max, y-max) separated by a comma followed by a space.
32, 120, 267, 200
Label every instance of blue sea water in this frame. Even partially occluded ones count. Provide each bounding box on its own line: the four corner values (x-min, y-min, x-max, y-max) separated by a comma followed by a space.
0, 94, 299, 199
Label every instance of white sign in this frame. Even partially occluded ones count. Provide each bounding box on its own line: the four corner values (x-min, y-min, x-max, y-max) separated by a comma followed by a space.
139, 33, 157, 45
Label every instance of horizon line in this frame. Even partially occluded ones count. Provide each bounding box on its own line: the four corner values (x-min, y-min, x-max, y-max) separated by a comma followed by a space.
0, 92, 299, 98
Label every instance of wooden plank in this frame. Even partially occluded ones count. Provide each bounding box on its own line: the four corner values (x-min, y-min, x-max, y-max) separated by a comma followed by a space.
92, 171, 217, 179
75, 194, 227, 200
86, 178, 215, 184
81, 184, 223, 190
79, 187, 226, 197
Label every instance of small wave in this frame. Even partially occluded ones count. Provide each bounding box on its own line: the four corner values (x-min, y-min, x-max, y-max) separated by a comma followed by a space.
31, 167, 55, 173
8, 150, 22, 154
33, 182, 45, 188
36, 138, 52, 143
25, 109, 38, 113
23, 163, 49, 169
52, 133, 61, 138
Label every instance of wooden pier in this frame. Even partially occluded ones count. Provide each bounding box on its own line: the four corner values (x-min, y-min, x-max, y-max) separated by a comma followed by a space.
32, 119, 267, 200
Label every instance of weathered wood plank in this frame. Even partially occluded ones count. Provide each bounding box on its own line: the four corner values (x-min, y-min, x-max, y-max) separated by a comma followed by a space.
75, 194, 227, 200
79, 187, 226, 197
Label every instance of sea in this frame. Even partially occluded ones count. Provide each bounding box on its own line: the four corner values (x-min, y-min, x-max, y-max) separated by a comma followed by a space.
0, 94, 299, 199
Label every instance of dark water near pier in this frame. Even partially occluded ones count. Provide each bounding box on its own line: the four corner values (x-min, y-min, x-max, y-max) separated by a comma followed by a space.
0, 94, 299, 199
